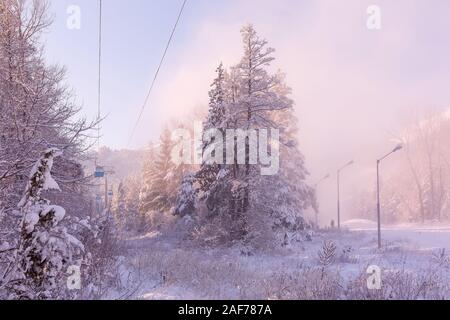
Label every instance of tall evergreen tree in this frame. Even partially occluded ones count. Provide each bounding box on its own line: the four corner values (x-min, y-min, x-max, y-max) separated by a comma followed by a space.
195, 25, 316, 244
196, 63, 233, 215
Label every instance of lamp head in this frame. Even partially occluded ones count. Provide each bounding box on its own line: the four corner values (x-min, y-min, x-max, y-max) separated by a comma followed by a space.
338, 160, 355, 172
393, 144, 403, 153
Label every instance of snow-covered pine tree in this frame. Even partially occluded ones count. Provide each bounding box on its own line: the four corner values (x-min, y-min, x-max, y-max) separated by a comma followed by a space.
228, 25, 294, 240
238, 27, 316, 245
14, 148, 84, 299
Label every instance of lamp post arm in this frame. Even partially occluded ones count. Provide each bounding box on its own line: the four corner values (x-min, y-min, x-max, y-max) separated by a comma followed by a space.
378, 150, 394, 163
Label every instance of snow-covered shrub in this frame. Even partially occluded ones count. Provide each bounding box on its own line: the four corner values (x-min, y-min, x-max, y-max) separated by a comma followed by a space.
346, 266, 447, 300
74, 214, 122, 299
317, 240, 337, 267
431, 248, 449, 267
264, 268, 343, 300
189, 215, 235, 247
337, 245, 358, 264
243, 209, 277, 251
164, 215, 197, 241
147, 210, 177, 233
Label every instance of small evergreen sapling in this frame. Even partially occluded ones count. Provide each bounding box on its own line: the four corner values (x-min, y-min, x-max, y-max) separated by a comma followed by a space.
318, 240, 337, 267
15, 148, 84, 299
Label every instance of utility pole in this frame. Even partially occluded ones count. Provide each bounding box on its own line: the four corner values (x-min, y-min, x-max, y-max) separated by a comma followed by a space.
104, 172, 108, 211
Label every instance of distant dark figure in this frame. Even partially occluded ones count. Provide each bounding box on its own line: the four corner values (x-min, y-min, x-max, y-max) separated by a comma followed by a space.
331, 220, 335, 229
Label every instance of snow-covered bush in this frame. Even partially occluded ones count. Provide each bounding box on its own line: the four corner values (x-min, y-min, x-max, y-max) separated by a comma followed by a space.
146, 210, 177, 233
164, 215, 197, 241
74, 214, 122, 299
346, 266, 448, 300
337, 245, 358, 264
264, 268, 343, 300
189, 214, 235, 247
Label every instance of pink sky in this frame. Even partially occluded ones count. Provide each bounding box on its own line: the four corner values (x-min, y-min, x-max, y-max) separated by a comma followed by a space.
145, 0, 450, 222
45, 0, 450, 223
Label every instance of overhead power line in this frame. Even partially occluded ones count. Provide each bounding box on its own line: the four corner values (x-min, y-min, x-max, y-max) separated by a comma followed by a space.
128, 0, 188, 145
97, 0, 103, 153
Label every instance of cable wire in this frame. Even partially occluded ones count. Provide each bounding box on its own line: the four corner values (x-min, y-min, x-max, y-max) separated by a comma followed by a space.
128, 0, 188, 145
97, 0, 103, 153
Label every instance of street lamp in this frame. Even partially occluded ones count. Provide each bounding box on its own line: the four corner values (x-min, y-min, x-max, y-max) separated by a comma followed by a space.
337, 160, 354, 229
315, 174, 331, 187
376, 144, 403, 249
314, 173, 331, 226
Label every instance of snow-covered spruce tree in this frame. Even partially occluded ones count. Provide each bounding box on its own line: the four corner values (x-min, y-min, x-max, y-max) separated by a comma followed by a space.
195, 63, 234, 216
139, 128, 184, 222
194, 25, 316, 246
14, 148, 84, 299
173, 173, 196, 217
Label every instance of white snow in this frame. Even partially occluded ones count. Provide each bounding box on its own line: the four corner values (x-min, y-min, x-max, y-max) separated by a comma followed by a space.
42, 148, 62, 191
0, 241, 10, 251
343, 219, 450, 250
113, 225, 450, 300
24, 209, 40, 234
342, 219, 378, 230
43, 205, 66, 224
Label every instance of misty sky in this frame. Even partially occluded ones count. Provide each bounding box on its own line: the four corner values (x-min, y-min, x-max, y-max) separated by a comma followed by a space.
43, 0, 450, 223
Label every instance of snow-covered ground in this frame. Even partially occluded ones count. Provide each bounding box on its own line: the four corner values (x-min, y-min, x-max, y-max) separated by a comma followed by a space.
343, 219, 450, 250
112, 221, 450, 300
